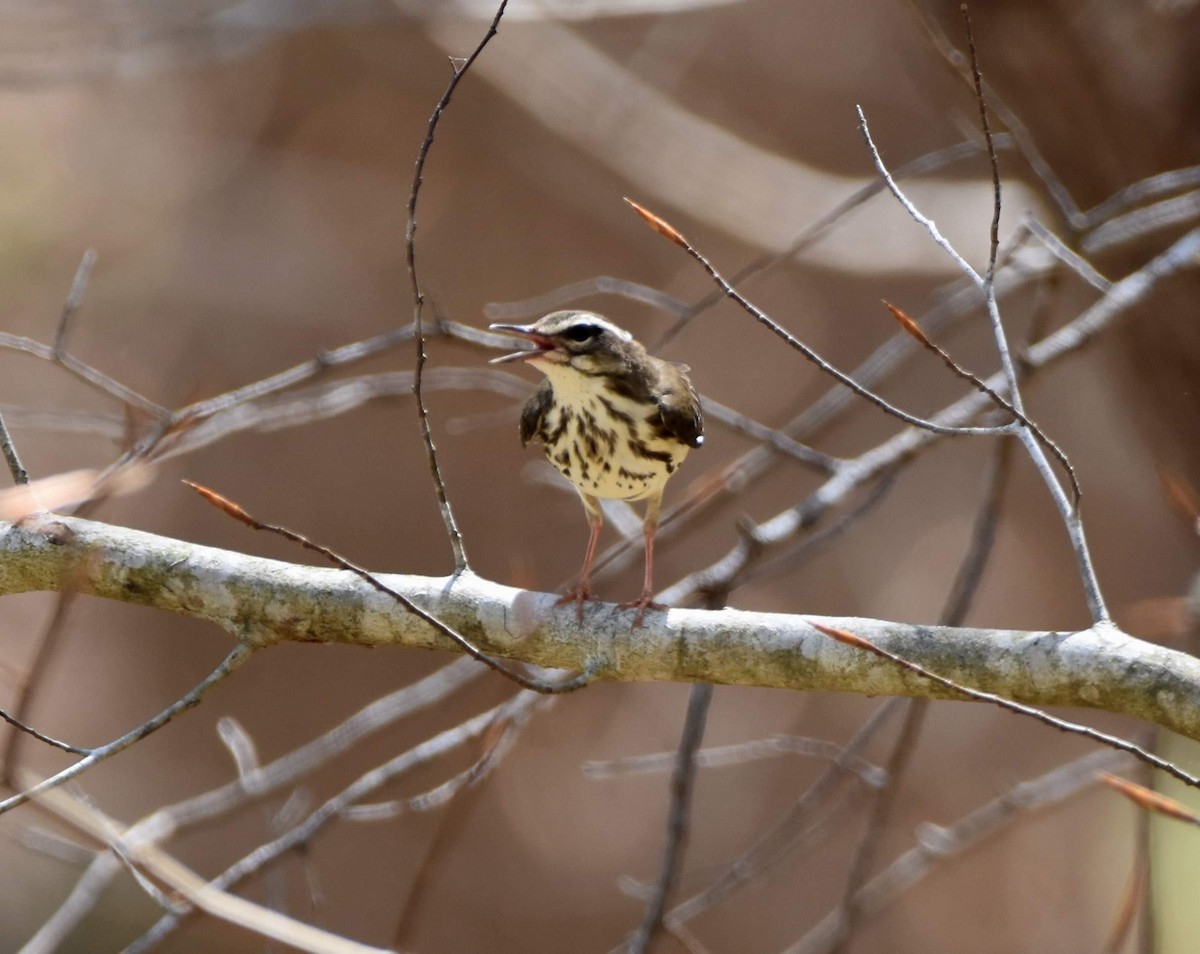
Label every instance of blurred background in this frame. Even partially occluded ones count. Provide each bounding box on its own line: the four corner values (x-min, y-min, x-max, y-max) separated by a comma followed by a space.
2, 1, 1200, 951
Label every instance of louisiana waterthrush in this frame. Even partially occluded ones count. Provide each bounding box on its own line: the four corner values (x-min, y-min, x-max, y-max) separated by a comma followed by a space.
490, 310, 703, 623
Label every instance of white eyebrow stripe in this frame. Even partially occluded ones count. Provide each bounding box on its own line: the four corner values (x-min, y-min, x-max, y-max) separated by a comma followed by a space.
577, 315, 631, 341
546, 311, 634, 342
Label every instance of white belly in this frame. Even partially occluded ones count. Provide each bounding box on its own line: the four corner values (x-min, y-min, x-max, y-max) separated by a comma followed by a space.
539, 374, 687, 502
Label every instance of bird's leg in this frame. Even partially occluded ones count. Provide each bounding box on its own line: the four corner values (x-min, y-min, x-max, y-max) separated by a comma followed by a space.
558, 494, 603, 621
621, 494, 667, 626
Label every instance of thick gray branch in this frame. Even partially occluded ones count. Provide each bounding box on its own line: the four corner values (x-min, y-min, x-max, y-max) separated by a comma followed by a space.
3, 513, 1197, 739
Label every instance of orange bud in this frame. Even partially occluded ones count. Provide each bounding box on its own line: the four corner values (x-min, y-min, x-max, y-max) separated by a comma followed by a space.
883, 300, 932, 347
182, 480, 257, 528
807, 619, 875, 652
1099, 773, 1200, 825
624, 197, 688, 248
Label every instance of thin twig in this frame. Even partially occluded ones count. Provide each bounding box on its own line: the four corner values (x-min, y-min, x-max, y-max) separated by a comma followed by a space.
0, 707, 88, 757
125, 691, 541, 953
0, 411, 29, 485
939, 427, 1016, 627
1081, 188, 1200, 253
717, 466, 901, 595
1081, 165, 1200, 230
653, 135, 1016, 349
855, 103, 1108, 622
53, 249, 97, 358
908, 0, 1084, 229
390, 718, 523, 944
1, 591, 80, 785
1136, 748, 1157, 954
0, 330, 169, 422
25, 776, 393, 954
624, 683, 713, 954
829, 413, 1017, 951
699, 397, 839, 473
22, 658, 491, 954
0, 644, 253, 816
785, 747, 1132, 954
405, 3, 512, 573
810, 621, 1200, 789
161, 369, 530, 460
882, 300, 1079, 500
657, 225, 1200, 610
164, 319, 509, 430
8, 248, 169, 426
961, 7, 1000, 286
583, 735, 885, 787
184, 480, 594, 695
0, 715, 87, 763
214, 717, 299, 922
485, 277, 691, 321
1101, 798, 1151, 953
624, 198, 1009, 440
828, 700, 928, 954
1024, 215, 1112, 292
853, 108, 981, 285
955, 15, 1029, 455
663, 700, 907, 933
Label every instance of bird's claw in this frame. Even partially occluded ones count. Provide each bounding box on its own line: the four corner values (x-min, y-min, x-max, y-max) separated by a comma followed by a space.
619, 594, 668, 627
556, 588, 596, 621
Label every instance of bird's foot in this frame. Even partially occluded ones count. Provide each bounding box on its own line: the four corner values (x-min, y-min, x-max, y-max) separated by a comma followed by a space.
556, 587, 598, 622
619, 593, 668, 627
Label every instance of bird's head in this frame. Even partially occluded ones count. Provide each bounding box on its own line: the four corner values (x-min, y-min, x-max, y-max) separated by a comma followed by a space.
489, 311, 638, 375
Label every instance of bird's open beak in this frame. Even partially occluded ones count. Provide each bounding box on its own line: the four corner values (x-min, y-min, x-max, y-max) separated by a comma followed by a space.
488, 323, 557, 364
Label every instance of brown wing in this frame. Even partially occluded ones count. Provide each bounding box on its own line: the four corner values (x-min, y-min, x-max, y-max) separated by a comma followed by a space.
519, 379, 554, 446
655, 363, 704, 448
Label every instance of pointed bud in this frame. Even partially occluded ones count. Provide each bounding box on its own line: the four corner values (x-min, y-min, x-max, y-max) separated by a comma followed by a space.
807, 619, 875, 652
624, 197, 688, 248
883, 300, 932, 347
183, 480, 257, 528
1099, 773, 1200, 825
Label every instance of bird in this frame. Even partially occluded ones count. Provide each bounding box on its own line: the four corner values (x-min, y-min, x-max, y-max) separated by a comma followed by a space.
490, 310, 703, 624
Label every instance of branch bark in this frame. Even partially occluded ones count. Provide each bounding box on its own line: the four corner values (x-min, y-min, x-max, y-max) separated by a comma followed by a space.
3, 513, 1197, 739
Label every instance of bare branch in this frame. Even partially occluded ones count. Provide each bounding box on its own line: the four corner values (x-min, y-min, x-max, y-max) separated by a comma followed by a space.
22, 658, 489, 953
623, 683, 712, 954
827, 699, 929, 954
125, 691, 542, 952
856, 102, 1109, 621
908, 0, 1085, 229
4, 514, 1200, 742
184, 480, 595, 695
653, 218, 1183, 609
664, 700, 906, 931
624, 198, 1010, 439
654, 134, 1020, 348
785, 747, 1132, 954
0, 329, 169, 422
812, 621, 1199, 788
583, 736, 885, 786
25, 778, 396, 954
882, 299, 1078, 499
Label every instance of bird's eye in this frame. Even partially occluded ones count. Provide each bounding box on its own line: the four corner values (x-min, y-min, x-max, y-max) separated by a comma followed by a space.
562, 323, 602, 343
